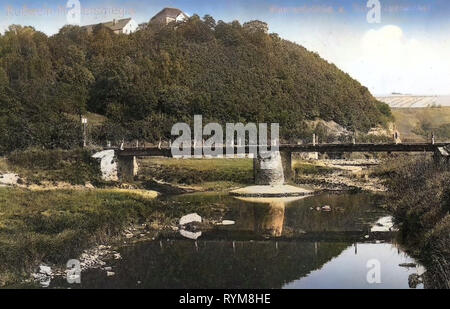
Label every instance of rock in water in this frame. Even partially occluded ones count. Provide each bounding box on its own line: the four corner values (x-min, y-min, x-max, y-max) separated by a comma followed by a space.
219, 220, 236, 226
254, 151, 285, 186
370, 216, 397, 232
179, 229, 202, 240
322, 205, 332, 212
179, 213, 202, 226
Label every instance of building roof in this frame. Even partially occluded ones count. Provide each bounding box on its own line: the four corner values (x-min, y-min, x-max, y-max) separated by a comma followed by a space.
82, 18, 133, 33
150, 7, 188, 24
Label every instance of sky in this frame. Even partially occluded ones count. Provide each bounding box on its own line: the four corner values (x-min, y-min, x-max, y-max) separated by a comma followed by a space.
1, 0, 450, 96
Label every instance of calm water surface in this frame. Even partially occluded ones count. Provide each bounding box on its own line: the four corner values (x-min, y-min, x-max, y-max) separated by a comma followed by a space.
49, 193, 424, 289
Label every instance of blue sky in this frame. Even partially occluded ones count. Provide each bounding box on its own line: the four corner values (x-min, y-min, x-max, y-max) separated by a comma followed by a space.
1, 0, 450, 95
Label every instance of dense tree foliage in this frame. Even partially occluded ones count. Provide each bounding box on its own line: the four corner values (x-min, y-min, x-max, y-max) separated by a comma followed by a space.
0, 16, 392, 152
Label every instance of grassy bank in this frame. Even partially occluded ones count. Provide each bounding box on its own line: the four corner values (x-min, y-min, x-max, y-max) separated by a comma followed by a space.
0, 187, 164, 286
1, 148, 102, 186
0, 187, 233, 287
376, 156, 450, 288
137, 157, 254, 191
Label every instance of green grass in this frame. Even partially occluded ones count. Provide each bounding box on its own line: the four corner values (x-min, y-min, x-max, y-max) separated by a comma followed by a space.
0, 187, 162, 286
2, 148, 103, 186
138, 158, 254, 187
65, 112, 107, 128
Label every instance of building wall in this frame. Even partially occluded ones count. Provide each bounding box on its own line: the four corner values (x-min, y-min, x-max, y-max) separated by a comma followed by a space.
122, 20, 138, 34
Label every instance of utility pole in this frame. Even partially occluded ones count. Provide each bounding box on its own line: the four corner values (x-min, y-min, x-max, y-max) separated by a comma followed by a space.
81, 116, 88, 148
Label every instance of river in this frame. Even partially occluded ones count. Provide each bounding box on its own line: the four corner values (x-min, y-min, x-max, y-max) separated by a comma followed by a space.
46, 192, 423, 289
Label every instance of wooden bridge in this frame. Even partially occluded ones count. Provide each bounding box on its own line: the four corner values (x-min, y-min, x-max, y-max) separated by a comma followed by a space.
110, 142, 449, 182
116, 142, 448, 157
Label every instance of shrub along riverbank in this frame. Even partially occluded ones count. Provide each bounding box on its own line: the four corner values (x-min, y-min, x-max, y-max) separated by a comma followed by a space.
0, 188, 164, 286
1, 148, 102, 186
375, 156, 450, 288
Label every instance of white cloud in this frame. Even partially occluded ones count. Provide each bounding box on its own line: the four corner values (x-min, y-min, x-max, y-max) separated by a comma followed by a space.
287, 22, 450, 96
348, 25, 450, 95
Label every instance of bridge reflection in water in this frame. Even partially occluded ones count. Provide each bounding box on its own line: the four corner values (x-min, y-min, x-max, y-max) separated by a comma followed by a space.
48, 193, 423, 289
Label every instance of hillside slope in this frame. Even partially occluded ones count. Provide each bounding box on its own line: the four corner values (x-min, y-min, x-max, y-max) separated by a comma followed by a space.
392, 107, 450, 142
0, 15, 391, 152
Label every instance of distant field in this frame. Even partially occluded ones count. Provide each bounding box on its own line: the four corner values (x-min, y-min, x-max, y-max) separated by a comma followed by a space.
392, 107, 450, 142
377, 95, 450, 108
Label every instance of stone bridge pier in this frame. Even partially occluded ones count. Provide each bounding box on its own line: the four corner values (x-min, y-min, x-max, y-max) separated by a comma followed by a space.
253, 151, 293, 185
92, 150, 139, 183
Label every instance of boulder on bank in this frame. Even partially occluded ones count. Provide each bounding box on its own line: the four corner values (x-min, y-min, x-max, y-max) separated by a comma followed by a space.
92, 150, 118, 182
0, 173, 20, 186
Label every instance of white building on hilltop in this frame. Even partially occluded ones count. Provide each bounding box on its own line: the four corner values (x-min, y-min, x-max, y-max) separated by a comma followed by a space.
82, 18, 138, 35
150, 8, 189, 25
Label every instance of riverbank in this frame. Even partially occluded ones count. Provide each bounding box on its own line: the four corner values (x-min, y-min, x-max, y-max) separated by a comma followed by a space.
376, 155, 450, 289
292, 160, 386, 192
0, 187, 159, 286
1, 148, 385, 194
0, 148, 425, 287
0, 186, 241, 287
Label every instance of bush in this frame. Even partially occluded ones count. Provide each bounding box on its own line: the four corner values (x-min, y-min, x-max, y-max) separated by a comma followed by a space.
7, 148, 101, 185
383, 156, 450, 288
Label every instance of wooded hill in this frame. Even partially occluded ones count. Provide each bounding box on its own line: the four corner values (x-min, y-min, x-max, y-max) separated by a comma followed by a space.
0, 15, 392, 153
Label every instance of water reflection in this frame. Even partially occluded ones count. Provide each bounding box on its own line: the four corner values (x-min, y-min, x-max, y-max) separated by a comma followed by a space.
284, 243, 423, 289
212, 193, 387, 240
233, 197, 306, 237
50, 240, 350, 289
47, 193, 422, 289
49, 240, 421, 289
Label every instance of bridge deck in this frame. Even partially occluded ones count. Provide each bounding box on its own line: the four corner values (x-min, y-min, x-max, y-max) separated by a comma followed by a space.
116, 143, 447, 157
